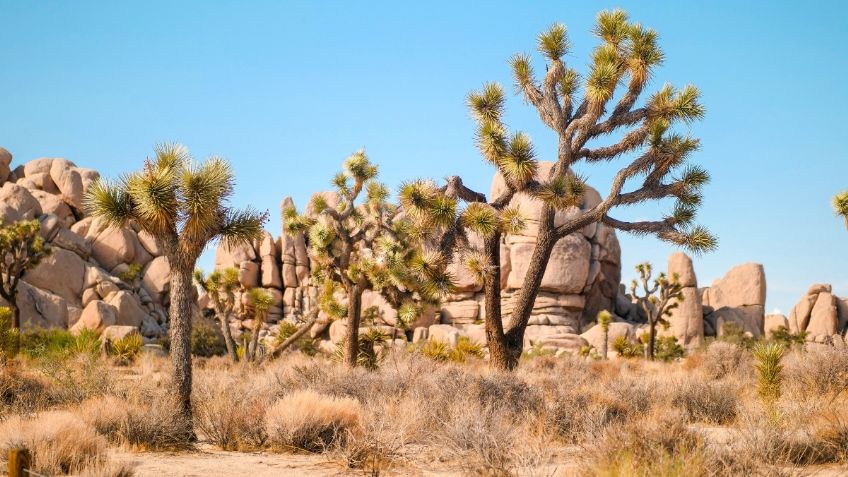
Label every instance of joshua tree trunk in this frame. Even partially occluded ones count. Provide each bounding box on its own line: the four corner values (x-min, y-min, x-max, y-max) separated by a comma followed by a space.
213, 305, 238, 363
483, 234, 511, 370
248, 313, 263, 362
601, 329, 609, 360
499, 223, 558, 370
8, 297, 19, 331
647, 318, 656, 361
344, 282, 364, 367
169, 265, 195, 431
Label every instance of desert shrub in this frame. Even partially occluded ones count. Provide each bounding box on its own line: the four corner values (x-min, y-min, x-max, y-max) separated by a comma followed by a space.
418, 336, 485, 363
669, 378, 738, 424
522, 342, 556, 359
193, 375, 271, 450
419, 339, 450, 361
440, 404, 518, 476
36, 353, 112, 404
0, 306, 20, 358
0, 363, 49, 417
109, 334, 143, 365
80, 385, 192, 450
654, 335, 685, 361
784, 346, 848, 397
545, 385, 635, 443
0, 411, 107, 475
737, 409, 848, 466
116, 263, 144, 283
700, 340, 749, 379
583, 411, 708, 476
718, 321, 757, 348
191, 321, 227, 357
265, 389, 363, 452
612, 334, 643, 358
72, 329, 102, 357
770, 325, 807, 348
20, 327, 76, 359
274, 321, 318, 356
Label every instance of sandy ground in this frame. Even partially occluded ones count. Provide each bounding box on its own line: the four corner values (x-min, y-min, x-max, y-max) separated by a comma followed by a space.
111, 444, 579, 477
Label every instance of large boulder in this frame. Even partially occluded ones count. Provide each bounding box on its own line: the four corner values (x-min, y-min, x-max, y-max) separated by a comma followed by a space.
105, 290, 147, 327
806, 292, 838, 338
49, 159, 85, 211
713, 306, 761, 338
23, 158, 55, 177
142, 256, 170, 297
440, 300, 480, 325
72, 300, 118, 332
764, 313, 788, 338
507, 234, 591, 293
12, 281, 69, 329
22, 247, 86, 305
0, 182, 42, 219
91, 227, 140, 270
703, 263, 766, 335
580, 321, 634, 355
664, 252, 703, 349
0, 147, 11, 184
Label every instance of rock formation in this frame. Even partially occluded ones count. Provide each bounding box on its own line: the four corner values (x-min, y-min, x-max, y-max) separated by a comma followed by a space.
0, 148, 170, 340
701, 263, 766, 338
788, 284, 848, 346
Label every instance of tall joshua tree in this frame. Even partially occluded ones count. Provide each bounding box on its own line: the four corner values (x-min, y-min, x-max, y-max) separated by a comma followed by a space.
630, 262, 683, 361
284, 150, 452, 367
833, 191, 848, 229
406, 9, 716, 370
85, 143, 266, 426
0, 220, 52, 331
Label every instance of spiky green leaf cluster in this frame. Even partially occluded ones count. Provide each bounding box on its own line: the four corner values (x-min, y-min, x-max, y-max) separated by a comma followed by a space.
538, 23, 569, 59
84, 143, 266, 252
461, 203, 500, 237
597, 310, 613, 331
535, 174, 587, 210
832, 191, 848, 218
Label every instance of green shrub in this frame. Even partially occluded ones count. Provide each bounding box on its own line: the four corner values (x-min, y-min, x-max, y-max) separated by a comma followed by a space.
613, 335, 644, 358
20, 328, 76, 359
770, 326, 806, 348
109, 334, 143, 365
116, 263, 144, 283
191, 322, 227, 357
720, 322, 757, 348
273, 321, 318, 356
72, 329, 101, 358
655, 336, 685, 362
419, 336, 484, 363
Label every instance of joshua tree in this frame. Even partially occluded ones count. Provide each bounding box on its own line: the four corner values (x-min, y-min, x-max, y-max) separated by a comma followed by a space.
630, 262, 683, 361
833, 191, 848, 229
0, 220, 52, 331
85, 143, 266, 427
597, 310, 613, 359
194, 268, 241, 363
404, 9, 716, 370
284, 150, 452, 367
245, 288, 273, 362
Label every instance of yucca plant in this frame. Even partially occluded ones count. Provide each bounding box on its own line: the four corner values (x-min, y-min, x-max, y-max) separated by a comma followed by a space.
0, 220, 52, 331
630, 262, 684, 361
450, 336, 485, 363
833, 191, 848, 229
401, 9, 716, 370
284, 151, 452, 367
84, 142, 266, 426
110, 333, 144, 365
752, 342, 784, 423
71, 328, 101, 358
597, 310, 613, 360
194, 267, 241, 363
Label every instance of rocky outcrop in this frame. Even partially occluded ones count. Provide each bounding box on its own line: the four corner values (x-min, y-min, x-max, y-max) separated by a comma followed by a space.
702, 263, 766, 337
0, 148, 171, 341
664, 252, 704, 349
788, 284, 847, 343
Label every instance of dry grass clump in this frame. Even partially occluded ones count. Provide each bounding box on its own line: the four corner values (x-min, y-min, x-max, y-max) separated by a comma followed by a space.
78, 384, 192, 451
668, 377, 739, 424
698, 340, 751, 380
0, 411, 108, 475
193, 372, 272, 450
783, 346, 848, 398
265, 389, 363, 452
0, 362, 49, 417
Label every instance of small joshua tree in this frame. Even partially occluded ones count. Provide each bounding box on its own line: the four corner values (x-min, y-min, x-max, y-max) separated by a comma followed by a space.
85, 143, 266, 427
597, 309, 613, 359
630, 262, 683, 361
0, 219, 52, 331
245, 288, 273, 363
403, 9, 716, 370
194, 268, 241, 363
284, 150, 451, 367
752, 342, 784, 424
833, 191, 848, 229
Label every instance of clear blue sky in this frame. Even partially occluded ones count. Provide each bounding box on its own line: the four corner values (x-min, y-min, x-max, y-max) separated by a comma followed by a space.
1, 1, 846, 314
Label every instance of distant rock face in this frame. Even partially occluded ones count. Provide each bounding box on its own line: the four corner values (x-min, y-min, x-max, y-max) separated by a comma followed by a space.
788, 284, 847, 343
664, 252, 704, 349
702, 263, 767, 337
0, 148, 170, 341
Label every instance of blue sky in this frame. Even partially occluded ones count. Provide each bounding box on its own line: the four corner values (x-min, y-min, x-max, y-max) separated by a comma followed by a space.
1, 1, 845, 313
